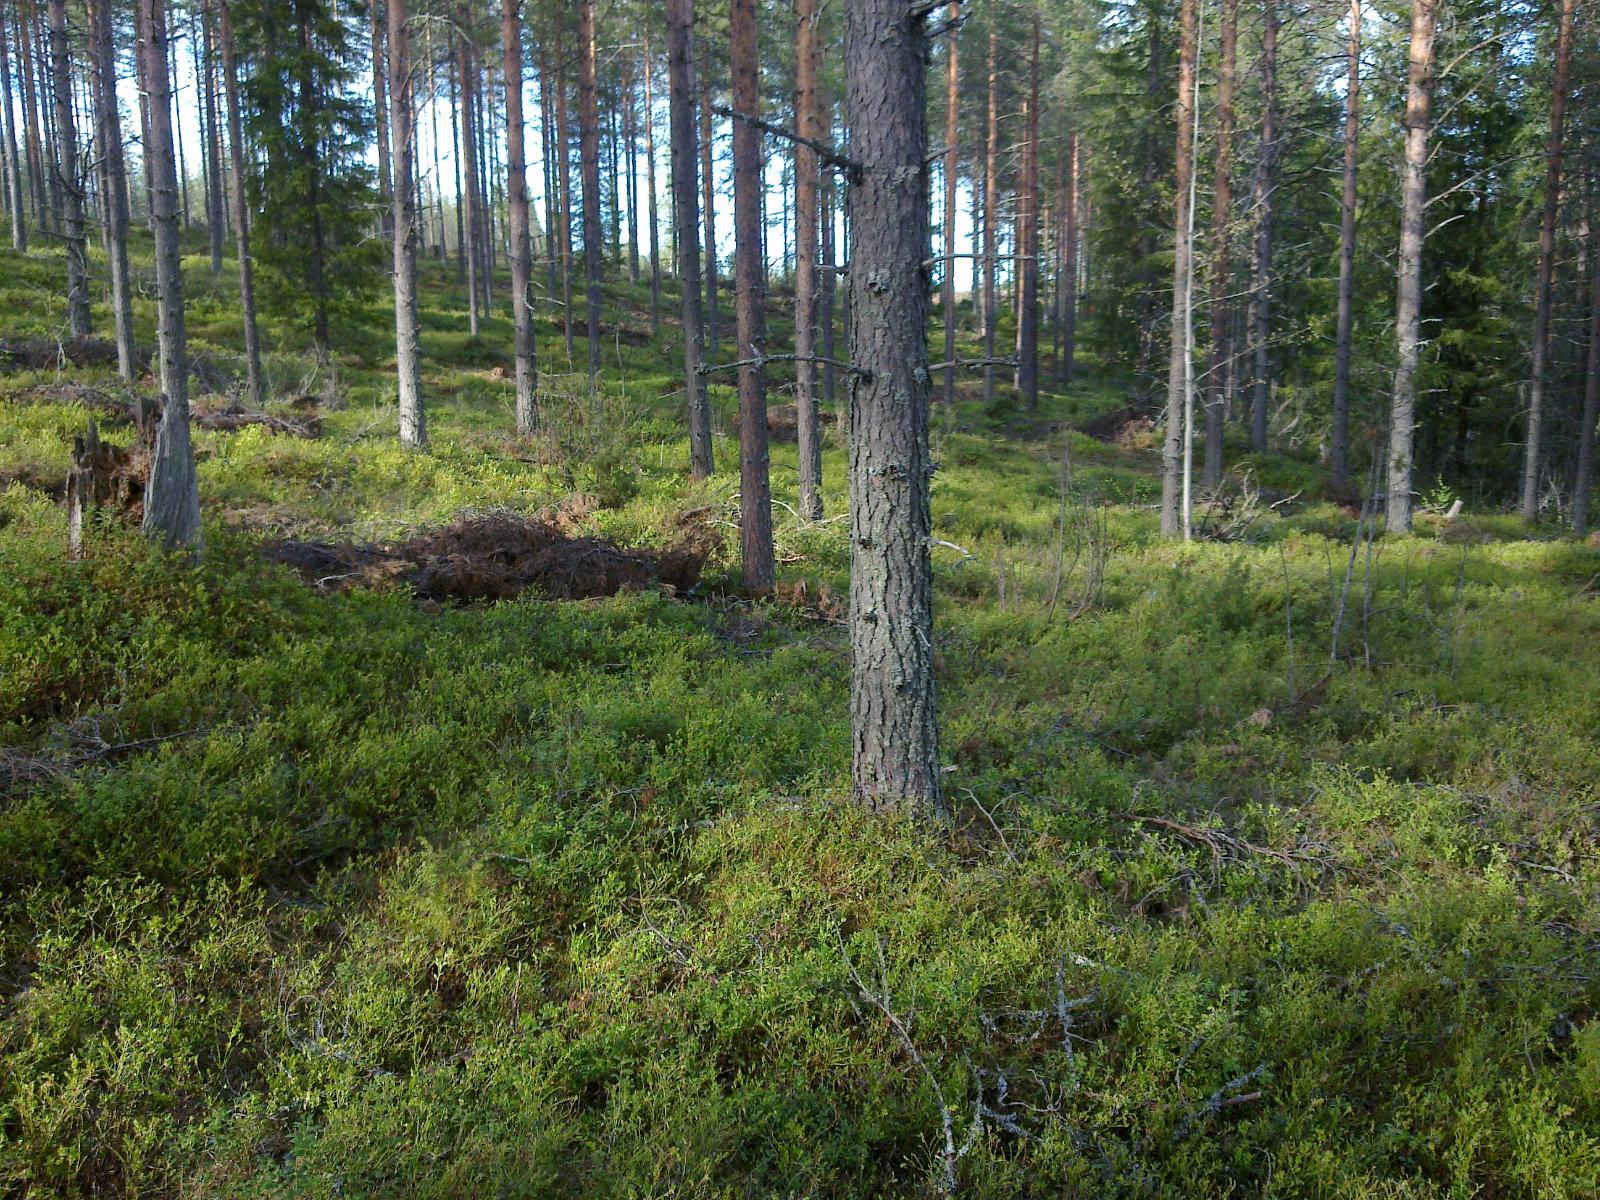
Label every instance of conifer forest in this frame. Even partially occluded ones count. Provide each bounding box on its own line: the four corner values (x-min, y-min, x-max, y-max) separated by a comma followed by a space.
3, 0, 1600, 1193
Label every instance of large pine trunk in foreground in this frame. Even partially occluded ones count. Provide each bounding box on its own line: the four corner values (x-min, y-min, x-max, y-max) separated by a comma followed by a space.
1159, 0, 1199, 537
137, 0, 201, 552
845, 0, 942, 819
666, 0, 713, 478
1518, 0, 1575, 523
388, 0, 425, 447
1386, 0, 1439, 534
503, 0, 537, 434
729, 0, 774, 590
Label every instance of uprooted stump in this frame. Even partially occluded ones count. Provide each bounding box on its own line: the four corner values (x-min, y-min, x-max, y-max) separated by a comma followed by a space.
67, 421, 149, 557
265, 510, 721, 602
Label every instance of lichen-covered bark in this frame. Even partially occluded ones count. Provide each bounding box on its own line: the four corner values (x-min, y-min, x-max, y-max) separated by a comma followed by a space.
845, 0, 942, 819
137, 0, 201, 553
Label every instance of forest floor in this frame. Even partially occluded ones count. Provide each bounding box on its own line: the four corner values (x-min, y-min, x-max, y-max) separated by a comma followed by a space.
3, 233, 1600, 1198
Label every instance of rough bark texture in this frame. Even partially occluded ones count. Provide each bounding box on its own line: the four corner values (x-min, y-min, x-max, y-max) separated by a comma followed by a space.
1160, 0, 1199, 537
941, 1, 959, 406
503, 0, 537, 435
1, 3, 26, 250
1386, 0, 1438, 534
1330, 0, 1359, 485
666, 0, 712, 478
1248, 0, 1277, 453
137, 0, 201, 552
88, 0, 134, 378
218, 0, 262, 409
45, 0, 88, 337
845, 0, 942, 819
700, 82, 720, 359
729, 0, 774, 590
577, 0, 603, 378
389, 0, 425, 447
1573, 223, 1600, 535
1017, 12, 1040, 409
981, 29, 998, 407
1518, 0, 1575, 523
1202, 0, 1237, 488
793, 0, 822, 519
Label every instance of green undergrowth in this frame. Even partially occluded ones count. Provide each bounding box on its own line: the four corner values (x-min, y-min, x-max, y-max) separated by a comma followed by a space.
3, 232, 1600, 1197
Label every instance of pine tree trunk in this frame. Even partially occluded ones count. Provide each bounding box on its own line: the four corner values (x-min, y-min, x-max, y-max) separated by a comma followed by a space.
448, 32, 465, 273
503, 0, 536, 435
457, 25, 481, 336
941, 1, 959, 407
200, 0, 224, 269
577, 0, 603, 378
1160, 0, 1199, 536
1572, 218, 1600, 536
1386, 0, 1439, 535
87, 0, 134, 377
1518, 0, 1575, 523
137, 0, 200, 552
370, 0, 393, 237
666, 0, 712, 477
1017, 12, 1040, 410
700, 80, 720, 358
1, 3, 27, 250
643, 35, 662, 337
1330, 0, 1359, 486
218, 0, 262, 409
845, 0, 941, 820
384, 0, 424, 446
793, 0, 822, 519
1247, 0, 1277, 453
730, 0, 773, 590
820, 165, 836, 413
1061, 130, 1080, 386
553, 18, 575, 362
15, 0, 46, 231
625, 64, 640, 285
45, 0, 88, 337
981, 28, 998, 406
1203, 0, 1237, 488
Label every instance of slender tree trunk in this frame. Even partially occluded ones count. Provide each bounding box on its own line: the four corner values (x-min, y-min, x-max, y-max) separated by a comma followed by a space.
137, 0, 200, 552
845, 0, 941, 819
577, 0, 603, 377
1519, 0, 1575, 523
45, 0, 88, 336
821, 164, 836, 413
981, 28, 997, 406
458, 25, 480, 335
1248, 0, 1277, 453
386, 0, 425, 445
1061, 131, 1080, 386
1573, 219, 1600, 535
29, 0, 62, 228
729, 0, 773, 589
700, 79, 719, 357
15, 0, 46, 230
941, 1, 959, 407
666, 0, 712, 476
554, 16, 575, 361
1386, 0, 1439, 534
200, 0, 223, 268
643, 35, 662, 336
793, 0, 822, 518
1, 2, 27, 250
538, 40, 558, 301
371, 0, 393, 236
218, 0, 262, 408
1017, 11, 1040, 409
1330, 0, 1360, 485
1161, 0, 1199, 536
448, 31, 465, 273
88, 0, 134, 378
503, 0, 536, 434
625, 62, 640, 285
169, 17, 188, 229
1202, 0, 1236, 487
